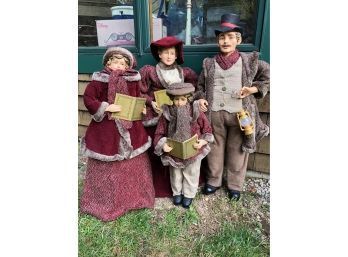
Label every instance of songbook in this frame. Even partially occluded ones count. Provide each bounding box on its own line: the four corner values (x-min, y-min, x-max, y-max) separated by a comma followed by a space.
111, 93, 146, 121
167, 134, 198, 160
154, 89, 173, 107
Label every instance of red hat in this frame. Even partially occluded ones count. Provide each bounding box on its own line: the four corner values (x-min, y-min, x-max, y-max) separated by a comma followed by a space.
150, 36, 184, 65
166, 82, 195, 96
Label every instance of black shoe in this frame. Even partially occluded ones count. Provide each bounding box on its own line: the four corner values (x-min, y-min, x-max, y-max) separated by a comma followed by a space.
203, 184, 220, 195
182, 197, 193, 209
228, 189, 241, 201
173, 195, 183, 206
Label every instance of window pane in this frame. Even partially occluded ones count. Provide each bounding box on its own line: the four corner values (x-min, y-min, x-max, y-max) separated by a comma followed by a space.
150, 0, 258, 45
78, 0, 135, 47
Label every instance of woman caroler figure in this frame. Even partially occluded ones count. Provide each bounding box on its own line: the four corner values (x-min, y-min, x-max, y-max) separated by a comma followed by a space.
139, 36, 202, 197
80, 47, 155, 221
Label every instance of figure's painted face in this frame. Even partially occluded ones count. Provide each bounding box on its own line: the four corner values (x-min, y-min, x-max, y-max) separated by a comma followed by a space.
217, 32, 241, 55
173, 95, 188, 107
107, 55, 129, 71
158, 47, 177, 66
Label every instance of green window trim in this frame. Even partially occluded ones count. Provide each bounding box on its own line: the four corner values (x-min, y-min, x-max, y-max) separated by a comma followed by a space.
79, 0, 269, 73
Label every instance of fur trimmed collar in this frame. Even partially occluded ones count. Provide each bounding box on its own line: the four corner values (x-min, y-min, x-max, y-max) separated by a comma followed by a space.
92, 70, 141, 83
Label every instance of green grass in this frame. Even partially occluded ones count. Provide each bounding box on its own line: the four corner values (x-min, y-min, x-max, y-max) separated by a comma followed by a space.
193, 223, 269, 257
79, 210, 153, 257
78, 141, 269, 256
79, 202, 269, 257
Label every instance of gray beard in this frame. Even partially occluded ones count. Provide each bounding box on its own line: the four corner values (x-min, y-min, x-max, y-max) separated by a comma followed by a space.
168, 104, 192, 142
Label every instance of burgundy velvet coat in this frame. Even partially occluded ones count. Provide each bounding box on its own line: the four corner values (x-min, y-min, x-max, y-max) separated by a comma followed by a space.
81, 73, 151, 161
153, 101, 214, 168
139, 64, 203, 127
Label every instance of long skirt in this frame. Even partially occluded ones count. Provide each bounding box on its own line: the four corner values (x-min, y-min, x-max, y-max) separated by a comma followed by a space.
80, 152, 155, 221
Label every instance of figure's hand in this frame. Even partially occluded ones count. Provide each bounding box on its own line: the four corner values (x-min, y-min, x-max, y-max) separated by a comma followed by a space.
240, 86, 258, 99
105, 104, 122, 112
199, 99, 208, 112
163, 143, 173, 152
151, 101, 162, 114
193, 139, 208, 149
142, 106, 147, 115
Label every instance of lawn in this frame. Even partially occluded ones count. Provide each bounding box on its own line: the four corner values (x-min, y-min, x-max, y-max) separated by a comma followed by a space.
78, 155, 270, 257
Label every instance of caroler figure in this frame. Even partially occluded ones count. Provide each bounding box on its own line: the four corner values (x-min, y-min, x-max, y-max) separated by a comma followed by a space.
80, 47, 155, 221
139, 36, 203, 197
197, 13, 270, 201
153, 82, 214, 208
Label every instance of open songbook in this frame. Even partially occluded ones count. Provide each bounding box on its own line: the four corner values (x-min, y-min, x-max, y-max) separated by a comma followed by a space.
154, 89, 173, 107
111, 93, 146, 121
166, 134, 198, 160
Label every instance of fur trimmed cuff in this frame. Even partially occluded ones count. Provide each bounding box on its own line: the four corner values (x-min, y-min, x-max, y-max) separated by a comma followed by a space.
252, 82, 268, 99
201, 133, 214, 143
160, 144, 211, 169
142, 116, 160, 127
154, 137, 167, 156
92, 102, 109, 122
241, 145, 255, 154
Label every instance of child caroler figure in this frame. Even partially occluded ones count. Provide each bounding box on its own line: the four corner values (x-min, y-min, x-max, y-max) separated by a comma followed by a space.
80, 47, 155, 221
153, 82, 213, 208
140, 36, 202, 197
197, 13, 270, 201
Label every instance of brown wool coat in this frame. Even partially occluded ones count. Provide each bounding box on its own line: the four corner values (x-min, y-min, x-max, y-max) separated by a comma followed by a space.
197, 51, 270, 153
139, 64, 202, 126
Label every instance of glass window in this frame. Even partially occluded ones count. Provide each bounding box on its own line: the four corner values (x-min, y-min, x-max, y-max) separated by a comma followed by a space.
150, 0, 258, 45
78, 0, 135, 47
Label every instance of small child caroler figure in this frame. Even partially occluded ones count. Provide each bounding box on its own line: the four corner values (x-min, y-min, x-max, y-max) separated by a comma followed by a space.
153, 82, 214, 208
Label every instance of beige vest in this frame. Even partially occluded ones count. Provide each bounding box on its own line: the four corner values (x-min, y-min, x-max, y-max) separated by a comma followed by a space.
211, 58, 243, 113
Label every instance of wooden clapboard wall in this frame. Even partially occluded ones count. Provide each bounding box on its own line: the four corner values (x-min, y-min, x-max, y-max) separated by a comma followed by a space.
78, 73, 270, 174
248, 94, 270, 174
78, 74, 91, 137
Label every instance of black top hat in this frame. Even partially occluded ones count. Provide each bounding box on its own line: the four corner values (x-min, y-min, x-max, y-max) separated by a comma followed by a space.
214, 13, 243, 37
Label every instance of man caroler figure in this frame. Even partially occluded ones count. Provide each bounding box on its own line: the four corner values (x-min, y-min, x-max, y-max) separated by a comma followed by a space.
197, 13, 270, 200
